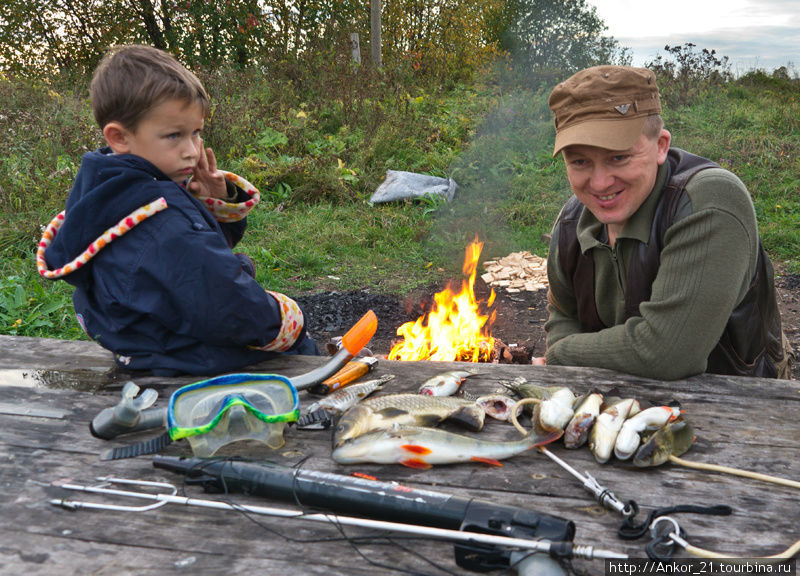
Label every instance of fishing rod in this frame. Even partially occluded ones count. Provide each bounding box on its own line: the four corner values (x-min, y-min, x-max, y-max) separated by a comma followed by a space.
150, 455, 625, 572
50, 475, 628, 576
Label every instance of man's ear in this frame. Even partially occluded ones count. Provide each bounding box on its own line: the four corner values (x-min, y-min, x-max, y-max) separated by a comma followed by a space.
656, 129, 671, 165
102, 121, 132, 154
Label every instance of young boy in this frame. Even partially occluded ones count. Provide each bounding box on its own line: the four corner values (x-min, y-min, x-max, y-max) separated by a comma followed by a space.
37, 44, 318, 376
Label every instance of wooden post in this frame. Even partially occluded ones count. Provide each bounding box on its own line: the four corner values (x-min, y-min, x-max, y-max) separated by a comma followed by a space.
370, 0, 381, 67
350, 33, 361, 64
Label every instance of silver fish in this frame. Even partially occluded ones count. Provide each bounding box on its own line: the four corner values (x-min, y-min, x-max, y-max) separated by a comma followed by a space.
418, 369, 476, 396
564, 392, 604, 449
333, 393, 486, 447
503, 380, 575, 432
588, 398, 640, 463
332, 425, 562, 468
614, 405, 682, 461
304, 374, 394, 416
537, 387, 576, 432
475, 394, 523, 421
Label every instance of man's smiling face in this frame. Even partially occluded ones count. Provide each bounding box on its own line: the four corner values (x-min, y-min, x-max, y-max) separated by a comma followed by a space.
562, 129, 671, 244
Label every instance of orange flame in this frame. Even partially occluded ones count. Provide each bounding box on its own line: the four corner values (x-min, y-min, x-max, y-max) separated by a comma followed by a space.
389, 236, 496, 362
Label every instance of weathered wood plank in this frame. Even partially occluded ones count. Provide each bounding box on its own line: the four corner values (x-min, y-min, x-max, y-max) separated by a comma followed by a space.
1, 335, 799, 575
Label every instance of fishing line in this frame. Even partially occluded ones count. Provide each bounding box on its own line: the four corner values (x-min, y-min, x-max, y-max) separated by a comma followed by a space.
665, 529, 800, 562
288, 457, 461, 576
668, 454, 800, 490
382, 537, 463, 576
324, 512, 449, 576
197, 456, 460, 575
176, 458, 355, 545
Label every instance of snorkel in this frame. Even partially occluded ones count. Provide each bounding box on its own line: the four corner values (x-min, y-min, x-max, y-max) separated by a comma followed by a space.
89, 381, 165, 440
90, 309, 378, 445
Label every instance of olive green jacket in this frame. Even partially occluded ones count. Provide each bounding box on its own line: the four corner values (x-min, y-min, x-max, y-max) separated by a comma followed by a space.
545, 155, 761, 379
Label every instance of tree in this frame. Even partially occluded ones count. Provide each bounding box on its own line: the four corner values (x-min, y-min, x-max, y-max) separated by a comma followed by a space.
490, 0, 629, 80
381, 0, 504, 81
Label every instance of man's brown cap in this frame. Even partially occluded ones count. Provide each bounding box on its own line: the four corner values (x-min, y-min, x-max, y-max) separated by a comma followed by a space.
549, 65, 661, 156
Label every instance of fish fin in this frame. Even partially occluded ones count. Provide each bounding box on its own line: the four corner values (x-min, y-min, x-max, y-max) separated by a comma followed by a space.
401, 444, 433, 455
531, 429, 563, 447
400, 458, 432, 469
416, 414, 445, 427
376, 407, 410, 418
447, 406, 485, 431
470, 457, 503, 467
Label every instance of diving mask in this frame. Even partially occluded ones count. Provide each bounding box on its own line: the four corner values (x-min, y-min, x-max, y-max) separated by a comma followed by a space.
167, 373, 299, 457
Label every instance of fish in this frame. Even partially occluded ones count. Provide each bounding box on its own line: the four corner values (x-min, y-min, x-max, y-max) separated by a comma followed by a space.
588, 398, 641, 463
502, 379, 576, 432
333, 393, 486, 447
564, 392, 604, 449
536, 387, 576, 432
633, 417, 695, 467
303, 375, 394, 417
331, 425, 563, 468
418, 369, 477, 396
614, 405, 682, 461
474, 394, 523, 421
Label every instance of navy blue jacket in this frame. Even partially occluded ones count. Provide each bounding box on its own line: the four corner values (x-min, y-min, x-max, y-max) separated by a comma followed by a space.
43, 148, 317, 376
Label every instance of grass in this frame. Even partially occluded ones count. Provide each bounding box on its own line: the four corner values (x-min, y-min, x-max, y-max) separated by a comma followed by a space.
2, 65, 799, 340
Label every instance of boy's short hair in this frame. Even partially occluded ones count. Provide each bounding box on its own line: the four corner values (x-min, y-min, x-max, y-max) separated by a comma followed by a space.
90, 44, 209, 131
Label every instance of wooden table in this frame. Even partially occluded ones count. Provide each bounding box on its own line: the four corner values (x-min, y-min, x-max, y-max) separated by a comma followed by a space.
1, 334, 798, 575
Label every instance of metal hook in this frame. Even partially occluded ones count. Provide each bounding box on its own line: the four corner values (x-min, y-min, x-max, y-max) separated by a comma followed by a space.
49, 477, 177, 512
645, 515, 690, 561
649, 516, 681, 542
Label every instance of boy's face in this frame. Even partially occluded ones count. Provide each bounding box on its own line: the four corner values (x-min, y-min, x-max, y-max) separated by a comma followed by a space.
109, 99, 205, 184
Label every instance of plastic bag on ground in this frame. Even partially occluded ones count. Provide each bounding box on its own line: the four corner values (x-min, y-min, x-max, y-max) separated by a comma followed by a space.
369, 170, 457, 203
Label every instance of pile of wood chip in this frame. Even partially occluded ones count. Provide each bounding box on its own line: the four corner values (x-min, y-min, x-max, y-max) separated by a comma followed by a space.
481, 251, 548, 293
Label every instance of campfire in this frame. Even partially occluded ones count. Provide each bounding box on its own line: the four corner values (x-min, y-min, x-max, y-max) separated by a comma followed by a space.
389, 237, 531, 363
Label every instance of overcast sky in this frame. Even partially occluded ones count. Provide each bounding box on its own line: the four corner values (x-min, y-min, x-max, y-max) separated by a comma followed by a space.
588, 0, 800, 74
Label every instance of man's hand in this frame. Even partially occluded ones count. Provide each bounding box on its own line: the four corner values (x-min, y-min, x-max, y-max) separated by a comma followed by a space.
531, 356, 546, 365
188, 140, 227, 199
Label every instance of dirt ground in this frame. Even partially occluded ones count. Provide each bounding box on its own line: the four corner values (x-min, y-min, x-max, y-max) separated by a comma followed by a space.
296, 273, 800, 380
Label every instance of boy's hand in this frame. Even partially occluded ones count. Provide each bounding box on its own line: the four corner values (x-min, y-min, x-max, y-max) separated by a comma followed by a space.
188, 140, 227, 199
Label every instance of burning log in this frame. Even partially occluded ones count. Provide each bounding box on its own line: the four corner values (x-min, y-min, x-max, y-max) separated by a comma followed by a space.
388, 336, 535, 364
491, 338, 535, 364
389, 237, 540, 365
389, 236, 496, 363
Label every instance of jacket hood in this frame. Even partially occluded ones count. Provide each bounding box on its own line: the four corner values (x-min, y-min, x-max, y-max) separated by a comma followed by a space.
39, 149, 174, 278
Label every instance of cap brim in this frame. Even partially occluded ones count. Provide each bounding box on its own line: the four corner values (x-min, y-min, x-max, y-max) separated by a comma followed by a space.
552, 117, 647, 157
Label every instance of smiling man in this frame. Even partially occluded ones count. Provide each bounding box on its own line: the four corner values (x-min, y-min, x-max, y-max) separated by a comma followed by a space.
538, 65, 792, 380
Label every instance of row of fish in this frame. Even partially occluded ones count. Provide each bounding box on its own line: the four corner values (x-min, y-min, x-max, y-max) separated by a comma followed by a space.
299, 368, 694, 469
329, 390, 561, 468
502, 379, 695, 467
295, 369, 559, 468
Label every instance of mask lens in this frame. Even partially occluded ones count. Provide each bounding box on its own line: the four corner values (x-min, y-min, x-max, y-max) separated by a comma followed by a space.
168, 374, 299, 442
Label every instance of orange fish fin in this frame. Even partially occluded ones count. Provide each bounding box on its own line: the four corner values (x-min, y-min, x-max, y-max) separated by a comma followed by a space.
533, 430, 563, 447
470, 457, 504, 467
401, 444, 433, 455
400, 458, 432, 469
